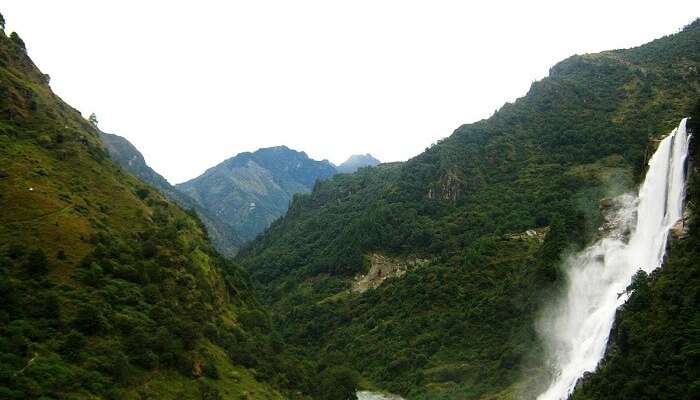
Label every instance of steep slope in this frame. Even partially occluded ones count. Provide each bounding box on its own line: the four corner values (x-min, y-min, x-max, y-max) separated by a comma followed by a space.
238, 20, 700, 399
569, 104, 700, 400
177, 146, 336, 241
0, 26, 312, 399
337, 154, 381, 173
98, 131, 172, 193
99, 131, 242, 256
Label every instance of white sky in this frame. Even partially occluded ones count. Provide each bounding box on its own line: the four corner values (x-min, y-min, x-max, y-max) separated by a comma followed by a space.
2, 1, 698, 183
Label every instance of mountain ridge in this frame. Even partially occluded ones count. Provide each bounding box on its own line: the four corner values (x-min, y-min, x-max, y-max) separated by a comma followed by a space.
177, 145, 337, 242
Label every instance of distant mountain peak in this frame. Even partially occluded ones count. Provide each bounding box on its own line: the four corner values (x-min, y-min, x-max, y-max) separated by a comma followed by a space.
177, 145, 336, 241
337, 153, 381, 173
255, 145, 292, 153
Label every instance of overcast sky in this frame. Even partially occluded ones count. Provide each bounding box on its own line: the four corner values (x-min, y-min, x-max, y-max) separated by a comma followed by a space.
3, 1, 698, 183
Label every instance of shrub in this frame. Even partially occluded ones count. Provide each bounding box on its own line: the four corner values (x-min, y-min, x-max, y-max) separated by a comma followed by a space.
136, 188, 149, 200
316, 366, 359, 400
24, 249, 48, 275
60, 330, 87, 361
9, 32, 25, 50
72, 303, 107, 334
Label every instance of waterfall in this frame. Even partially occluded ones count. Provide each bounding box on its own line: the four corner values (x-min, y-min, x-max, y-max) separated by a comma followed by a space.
536, 118, 691, 400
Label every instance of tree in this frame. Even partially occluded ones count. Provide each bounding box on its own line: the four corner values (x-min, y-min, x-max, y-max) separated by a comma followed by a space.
317, 366, 359, 400
89, 113, 99, 126
60, 330, 87, 361
9, 32, 25, 50
73, 303, 106, 334
0, 12, 5, 30
24, 248, 48, 275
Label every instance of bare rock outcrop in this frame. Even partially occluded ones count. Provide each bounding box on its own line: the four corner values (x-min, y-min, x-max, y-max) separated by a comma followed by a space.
670, 208, 692, 240
504, 227, 549, 243
352, 253, 429, 293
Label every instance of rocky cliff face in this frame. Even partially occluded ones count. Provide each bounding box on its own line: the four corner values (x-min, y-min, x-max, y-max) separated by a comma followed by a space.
352, 253, 429, 293
177, 146, 336, 241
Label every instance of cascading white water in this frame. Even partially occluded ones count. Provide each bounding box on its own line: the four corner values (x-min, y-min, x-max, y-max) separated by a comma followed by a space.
536, 118, 691, 400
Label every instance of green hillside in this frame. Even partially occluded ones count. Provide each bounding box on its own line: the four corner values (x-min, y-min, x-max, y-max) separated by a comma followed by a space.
237, 20, 700, 398
0, 25, 312, 399
2, 9, 699, 400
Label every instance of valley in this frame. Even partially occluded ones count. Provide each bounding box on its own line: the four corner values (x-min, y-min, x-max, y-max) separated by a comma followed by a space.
1, 8, 699, 400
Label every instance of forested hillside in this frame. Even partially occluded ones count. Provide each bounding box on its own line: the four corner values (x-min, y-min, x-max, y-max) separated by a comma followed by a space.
238, 20, 700, 398
0, 24, 315, 399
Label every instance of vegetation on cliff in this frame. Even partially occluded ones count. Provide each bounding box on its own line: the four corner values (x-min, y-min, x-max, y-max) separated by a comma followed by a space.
238, 20, 700, 398
570, 100, 700, 400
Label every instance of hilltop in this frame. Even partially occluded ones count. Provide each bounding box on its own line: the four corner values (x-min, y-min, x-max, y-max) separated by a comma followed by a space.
337, 154, 381, 173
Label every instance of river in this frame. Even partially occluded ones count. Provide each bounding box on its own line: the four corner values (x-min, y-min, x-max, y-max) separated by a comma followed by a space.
356, 390, 405, 400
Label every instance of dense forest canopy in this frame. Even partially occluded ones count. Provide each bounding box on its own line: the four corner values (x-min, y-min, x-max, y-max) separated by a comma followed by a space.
237, 19, 700, 399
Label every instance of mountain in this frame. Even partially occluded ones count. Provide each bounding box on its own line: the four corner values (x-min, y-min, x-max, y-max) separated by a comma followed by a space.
98, 131, 172, 193
337, 153, 381, 173
237, 20, 700, 399
0, 25, 316, 399
177, 146, 336, 242
99, 131, 242, 256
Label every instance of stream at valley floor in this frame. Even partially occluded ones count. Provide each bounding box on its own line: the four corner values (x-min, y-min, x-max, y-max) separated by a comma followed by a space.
356, 390, 405, 400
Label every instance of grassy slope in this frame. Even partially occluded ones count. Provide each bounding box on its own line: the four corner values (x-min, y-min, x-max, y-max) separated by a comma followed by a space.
0, 28, 305, 400
238, 20, 700, 399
